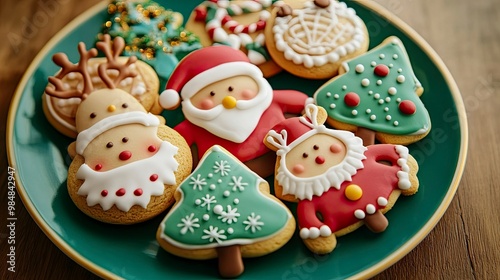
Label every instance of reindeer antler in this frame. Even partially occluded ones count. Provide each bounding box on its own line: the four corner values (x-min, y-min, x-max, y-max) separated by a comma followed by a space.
45, 42, 98, 99
96, 34, 138, 89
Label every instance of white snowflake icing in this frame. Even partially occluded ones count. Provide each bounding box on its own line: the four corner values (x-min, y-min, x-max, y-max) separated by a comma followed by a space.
177, 213, 200, 235
213, 160, 231, 176
243, 212, 264, 233
199, 194, 217, 210
229, 176, 248, 192
217, 205, 240, 224
189, 174, 207, 191
202, 226, 227, 243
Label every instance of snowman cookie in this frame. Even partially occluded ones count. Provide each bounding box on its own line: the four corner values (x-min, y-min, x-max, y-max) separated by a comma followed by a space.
43, 34, 162, 138
265, 0, 369, 79
264, 104, 419, 254
185, 0, 283, 77
45, 45, 192, 224
157, 145, 295, 278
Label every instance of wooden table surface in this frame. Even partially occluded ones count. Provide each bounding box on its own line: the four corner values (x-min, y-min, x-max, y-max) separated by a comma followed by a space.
1, 0, 498, 279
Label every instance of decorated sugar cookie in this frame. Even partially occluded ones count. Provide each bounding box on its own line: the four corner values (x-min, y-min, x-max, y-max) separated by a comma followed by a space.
264, 104, 419, 254
185, 0, 283, 77
157, 145, 295, 278
159, 45, 310, 177
314, 36, 431, 145
102, 0, 202, 80
43, 34, 162, 138
45, 44, 192, 224
265, 0, 369, 79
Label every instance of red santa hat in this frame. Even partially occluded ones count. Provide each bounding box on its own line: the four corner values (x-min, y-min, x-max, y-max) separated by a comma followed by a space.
159, 45, 263, 109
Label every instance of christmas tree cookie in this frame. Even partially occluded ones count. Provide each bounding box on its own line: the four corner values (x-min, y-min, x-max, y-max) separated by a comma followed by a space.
157, 145, 295, 278
185, 0, 283, 77
314, 36, 431, 145
101, 0, 202, 80
264, 104, 419, 254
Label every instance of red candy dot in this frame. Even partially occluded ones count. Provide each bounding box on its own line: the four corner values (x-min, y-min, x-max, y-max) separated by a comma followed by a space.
374, 64, 390, 77
399, 100, 417, 115
150, 174, 158, 182
344, 92, 360, 107
101, 190, 108, 197
119, 151, 132, 161
134, 188, 143, 196
116, 188, 126, 196
315, 156, 325, 164
148, 145, 157, 152
94, 164, 103, 171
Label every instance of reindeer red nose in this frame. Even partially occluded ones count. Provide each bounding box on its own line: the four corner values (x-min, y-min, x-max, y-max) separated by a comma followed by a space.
119, 151, 132, 161
315, 156, 325, 164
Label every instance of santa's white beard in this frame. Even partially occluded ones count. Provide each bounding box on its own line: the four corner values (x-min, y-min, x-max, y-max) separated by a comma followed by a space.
76, 141, 179, 212
181, 80, 273, 143
276, 139, 367, 201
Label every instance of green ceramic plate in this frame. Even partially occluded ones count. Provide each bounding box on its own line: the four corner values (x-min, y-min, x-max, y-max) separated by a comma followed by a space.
7, 1, 468, 279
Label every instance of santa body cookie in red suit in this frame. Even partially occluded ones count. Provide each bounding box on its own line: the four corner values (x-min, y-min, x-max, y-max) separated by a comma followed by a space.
159, 45, 310, 177
264, 104, 419, 254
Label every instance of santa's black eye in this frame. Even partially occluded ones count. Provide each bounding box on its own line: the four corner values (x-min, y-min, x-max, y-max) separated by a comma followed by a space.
228, 86, 234, 92
122, 137, 129, 143
90, 112, 96, 119
313, 145, 319, 150
106, 142, 113, 148
122, 103, 128, 108
302, 153, 309, 158
210, 91, 216, 96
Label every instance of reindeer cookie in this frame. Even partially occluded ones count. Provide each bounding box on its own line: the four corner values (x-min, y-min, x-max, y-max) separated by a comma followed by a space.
264, 104, 419, 254
43, 34, 162, 138
45, 44, 192, 224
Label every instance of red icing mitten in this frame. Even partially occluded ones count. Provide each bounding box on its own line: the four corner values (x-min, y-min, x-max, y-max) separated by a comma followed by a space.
264, 104, 419, 254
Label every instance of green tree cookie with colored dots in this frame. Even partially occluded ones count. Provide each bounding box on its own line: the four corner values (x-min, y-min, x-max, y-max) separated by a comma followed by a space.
314, 36, 431, 146
156, 145, 295, 278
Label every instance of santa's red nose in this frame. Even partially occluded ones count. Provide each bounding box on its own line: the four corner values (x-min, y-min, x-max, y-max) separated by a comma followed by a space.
119, 151, 132, 161
315, 156, 325, 164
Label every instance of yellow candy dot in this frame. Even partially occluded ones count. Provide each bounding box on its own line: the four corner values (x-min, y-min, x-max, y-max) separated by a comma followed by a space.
345, 184, 363, 201
107, 105, 116, 112
222, 96, 237, 109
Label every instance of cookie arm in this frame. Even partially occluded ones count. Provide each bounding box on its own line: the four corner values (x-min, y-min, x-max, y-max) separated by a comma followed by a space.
273, 90, 310, 114
296, 199, 332, 239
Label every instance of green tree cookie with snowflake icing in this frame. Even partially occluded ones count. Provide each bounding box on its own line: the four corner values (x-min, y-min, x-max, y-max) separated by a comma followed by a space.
314, 36, 431, 146
156, 145, 295, 278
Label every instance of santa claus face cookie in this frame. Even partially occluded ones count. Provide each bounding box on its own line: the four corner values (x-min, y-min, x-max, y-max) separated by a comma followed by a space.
265, 104, 419, 254
159, 45, 309, 177
64, 88, 192, 224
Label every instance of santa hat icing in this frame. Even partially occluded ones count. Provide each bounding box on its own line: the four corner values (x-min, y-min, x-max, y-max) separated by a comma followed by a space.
159, 45, 263, 109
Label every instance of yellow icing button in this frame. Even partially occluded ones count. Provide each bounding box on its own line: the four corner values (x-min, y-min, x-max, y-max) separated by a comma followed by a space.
107, 104, 116, 112
222, 96, 237, 109
345, 184, 363, 201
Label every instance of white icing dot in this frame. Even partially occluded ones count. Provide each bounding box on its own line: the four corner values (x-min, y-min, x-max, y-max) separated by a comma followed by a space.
388, 63, 394, 68
309, 227, 320, 239
203, 214, 210, 221
394, 121, 399, 126
330, 103, 336, 109
361, 79, 370, 87
342, 85, 347, 90
374, 93, 381, 99
210, 184, 216, 190
223, 190, 230, 197
227, 227, 234, 234
378, 99, 384, 104
393, 54, 399, 59
396, 98, 402, 103
319, 225, 332, 237
334, 94, 340, 99
371, 61, 377, 67
388, 87, 397, 95
233, 198, 239, 204
355, 64, 365, 73
326, 92, 332, 97
366, 204, 376, 214
397, 75, 406, 83
352, 110, 358, 116
354, 209, 365, 219
217, 179, 222, 184
213, 205, 223, 215
370, 115, 377, 121
366, 109, 372, 114
385, 97, 391, 102
397, 68, 403, 73
195, 199, 201, 205
368, 90, 373, 95
379, 54, 386, 59
386, 115, 392, 121
208, 173, 213, 178
376, 80, 383, 85
378, 197, 388, 206
384, 107, 389, 112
